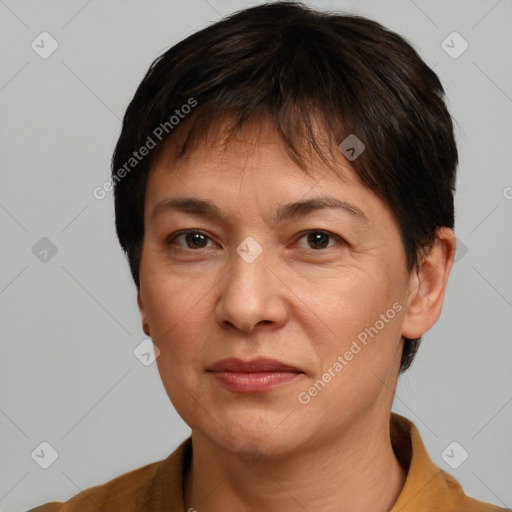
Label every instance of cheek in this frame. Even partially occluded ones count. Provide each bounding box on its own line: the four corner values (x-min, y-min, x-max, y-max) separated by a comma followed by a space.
142, 275, 215, 420
297, 277, 405, 417
295, 268, 397, 339
140, 269, 215, 365
293, 267, 406, 387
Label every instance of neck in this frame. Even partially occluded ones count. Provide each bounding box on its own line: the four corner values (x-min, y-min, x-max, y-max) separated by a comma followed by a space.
184, 413, 406, 512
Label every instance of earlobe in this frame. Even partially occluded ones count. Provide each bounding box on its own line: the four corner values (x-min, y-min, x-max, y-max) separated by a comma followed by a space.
401, 227, 456, 339
137, 291, 151, 337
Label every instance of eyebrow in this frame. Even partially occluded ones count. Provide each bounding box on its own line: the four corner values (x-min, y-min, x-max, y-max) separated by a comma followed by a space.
151, 196, 368, 224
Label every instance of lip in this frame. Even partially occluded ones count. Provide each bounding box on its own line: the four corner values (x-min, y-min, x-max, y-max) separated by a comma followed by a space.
207, 357, 303, 393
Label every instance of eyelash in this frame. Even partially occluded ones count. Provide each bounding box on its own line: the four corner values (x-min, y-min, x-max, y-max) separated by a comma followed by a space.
166, 229, 345, 253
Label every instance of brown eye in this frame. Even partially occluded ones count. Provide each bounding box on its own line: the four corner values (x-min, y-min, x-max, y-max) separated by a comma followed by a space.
170, 230, 212, 249
296, 230, 341, 251
307, 231, 330, 249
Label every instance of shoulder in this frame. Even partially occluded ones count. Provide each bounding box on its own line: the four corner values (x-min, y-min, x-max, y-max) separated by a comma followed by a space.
26, 459, 162, 512
390, 413, 508, 512
26, 438, 191, 512
440, 469, 510, 512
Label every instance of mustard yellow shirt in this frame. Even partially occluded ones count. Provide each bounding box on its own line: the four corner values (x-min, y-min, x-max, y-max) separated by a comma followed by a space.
27, 413, 508, 511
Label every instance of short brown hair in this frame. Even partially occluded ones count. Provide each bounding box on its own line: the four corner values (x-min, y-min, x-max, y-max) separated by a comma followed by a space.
112, 1, 458, 372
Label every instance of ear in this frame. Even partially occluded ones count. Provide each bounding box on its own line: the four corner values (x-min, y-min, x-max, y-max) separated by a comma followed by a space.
401, 227, 456, 339
137, 290, 151, 337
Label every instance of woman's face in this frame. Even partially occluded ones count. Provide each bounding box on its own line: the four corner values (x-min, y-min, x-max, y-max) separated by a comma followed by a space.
138, 120, 413, 459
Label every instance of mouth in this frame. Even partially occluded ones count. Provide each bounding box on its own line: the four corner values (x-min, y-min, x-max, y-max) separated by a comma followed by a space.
207, 357, 304, 393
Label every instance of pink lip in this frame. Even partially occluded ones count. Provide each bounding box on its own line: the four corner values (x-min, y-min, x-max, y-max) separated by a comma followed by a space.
207, 357, 303, 393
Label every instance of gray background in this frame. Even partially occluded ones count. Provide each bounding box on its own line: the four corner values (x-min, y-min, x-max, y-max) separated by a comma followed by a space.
0, 0, 511, 510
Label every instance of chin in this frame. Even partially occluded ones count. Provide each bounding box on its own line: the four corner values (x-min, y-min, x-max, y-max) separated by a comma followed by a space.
202, 412, 311, 461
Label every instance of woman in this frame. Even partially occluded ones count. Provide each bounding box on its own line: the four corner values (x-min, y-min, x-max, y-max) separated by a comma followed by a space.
28, 2, 507, 511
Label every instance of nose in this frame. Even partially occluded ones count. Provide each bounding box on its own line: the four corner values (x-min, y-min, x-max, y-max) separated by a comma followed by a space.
215, 248, 289, 334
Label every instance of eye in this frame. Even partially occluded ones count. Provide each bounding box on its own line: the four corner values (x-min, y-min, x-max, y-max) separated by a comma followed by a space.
295, 230, 342, 251
168, 230, 214, 250
167, 229, 343, 252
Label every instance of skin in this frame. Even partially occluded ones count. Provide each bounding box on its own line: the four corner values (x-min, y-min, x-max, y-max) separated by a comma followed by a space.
137, 117, 456, 511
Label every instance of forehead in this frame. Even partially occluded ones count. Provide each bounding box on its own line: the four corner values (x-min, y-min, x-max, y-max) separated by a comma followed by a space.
143, 118, 405, 262
149, 116, 360, 189
148, 117, 393, 223
144, 126, 402, 248
147, 133, 371, 234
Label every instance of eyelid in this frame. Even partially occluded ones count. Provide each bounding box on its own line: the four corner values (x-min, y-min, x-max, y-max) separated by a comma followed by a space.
166, 229, 217, 249
293, 229, 346, 251
166, 228, 346, 251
